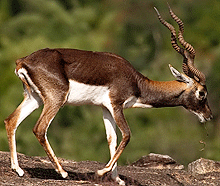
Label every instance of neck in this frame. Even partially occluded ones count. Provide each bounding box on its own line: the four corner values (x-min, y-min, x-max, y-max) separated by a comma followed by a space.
138, 79, 187, 108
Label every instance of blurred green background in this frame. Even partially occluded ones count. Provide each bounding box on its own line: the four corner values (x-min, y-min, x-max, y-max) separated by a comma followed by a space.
1, 0, 220, 167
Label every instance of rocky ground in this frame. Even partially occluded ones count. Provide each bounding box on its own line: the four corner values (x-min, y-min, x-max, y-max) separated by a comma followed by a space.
1, 151, 220, 185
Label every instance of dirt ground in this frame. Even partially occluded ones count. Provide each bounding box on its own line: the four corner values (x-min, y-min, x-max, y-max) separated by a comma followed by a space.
1, 151, 220, 185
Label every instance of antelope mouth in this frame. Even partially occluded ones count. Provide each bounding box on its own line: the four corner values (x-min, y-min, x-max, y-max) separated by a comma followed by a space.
190, 111, 212, 123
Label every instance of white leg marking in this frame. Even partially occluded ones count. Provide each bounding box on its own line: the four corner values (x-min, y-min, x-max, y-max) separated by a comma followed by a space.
101, 107, 125, 185
17, 93, 42, 126
10, 93, 41, 176
102, 107, 117, 158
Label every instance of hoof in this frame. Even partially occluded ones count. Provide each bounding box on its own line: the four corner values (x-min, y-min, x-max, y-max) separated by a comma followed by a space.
55, 168, 68, 179
115, 176, 126, 186
97, 168, 106, 177
97, 166, 111, 177
61, 171, 68, 178
13, 166, 24, 177
59, 170, 68, 178
97, 169, 126, 185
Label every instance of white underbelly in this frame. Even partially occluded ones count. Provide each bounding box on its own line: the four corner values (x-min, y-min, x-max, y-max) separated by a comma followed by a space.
66, 80, 152, 110
66, 80, 110, 106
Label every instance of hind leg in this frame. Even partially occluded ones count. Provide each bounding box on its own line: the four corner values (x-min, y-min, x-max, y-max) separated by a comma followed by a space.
33, 101, 68, 178
4, 92, 42, 176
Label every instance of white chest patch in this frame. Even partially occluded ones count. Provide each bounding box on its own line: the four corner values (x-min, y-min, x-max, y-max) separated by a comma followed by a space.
123, 96, 138, 109
123, 96, 152, 109
66, 80, 111, 107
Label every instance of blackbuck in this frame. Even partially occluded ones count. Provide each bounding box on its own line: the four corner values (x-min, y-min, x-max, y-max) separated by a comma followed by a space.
4, 6, 212, 185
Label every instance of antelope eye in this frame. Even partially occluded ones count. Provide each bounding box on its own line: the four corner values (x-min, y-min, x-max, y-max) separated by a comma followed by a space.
198, 90, 207, 101
199, 91, 205, 97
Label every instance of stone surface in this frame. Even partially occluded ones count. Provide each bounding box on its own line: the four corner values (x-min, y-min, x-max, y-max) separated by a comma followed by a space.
131, 153, 184, 170
1, 151, 220, 185
188, 158, 220, 175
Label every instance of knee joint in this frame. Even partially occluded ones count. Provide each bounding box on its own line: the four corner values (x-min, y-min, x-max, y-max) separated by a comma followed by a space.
33, 127, 46, 144
123, 131, 131, 145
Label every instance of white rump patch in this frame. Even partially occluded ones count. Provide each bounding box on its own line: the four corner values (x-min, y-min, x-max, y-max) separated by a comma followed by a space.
16, 68, 42, 96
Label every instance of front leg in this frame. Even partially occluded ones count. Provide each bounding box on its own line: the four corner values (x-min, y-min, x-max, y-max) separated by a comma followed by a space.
102, 107, 125, 185
98, 106, 130, 185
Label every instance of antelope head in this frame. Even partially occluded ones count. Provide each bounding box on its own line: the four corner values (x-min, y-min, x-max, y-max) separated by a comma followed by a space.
154, 5, 212, 122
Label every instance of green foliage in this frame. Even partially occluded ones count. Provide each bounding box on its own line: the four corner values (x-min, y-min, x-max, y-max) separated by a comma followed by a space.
0, 0, 219, 167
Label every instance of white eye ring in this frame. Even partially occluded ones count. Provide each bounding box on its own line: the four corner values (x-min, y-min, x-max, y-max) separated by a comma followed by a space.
196, 89, 207, 100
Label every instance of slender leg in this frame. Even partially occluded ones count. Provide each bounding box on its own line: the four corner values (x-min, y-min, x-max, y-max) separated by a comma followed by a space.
102, 107, 125, 185
98, 106, 130, 185
32, 102, 68, 178
4, 93, 41, 176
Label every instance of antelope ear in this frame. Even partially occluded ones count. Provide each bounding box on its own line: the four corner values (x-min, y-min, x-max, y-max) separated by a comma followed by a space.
169, 64, 193, 84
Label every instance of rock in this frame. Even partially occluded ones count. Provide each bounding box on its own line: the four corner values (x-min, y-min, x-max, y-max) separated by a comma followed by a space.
1, 151, 220, 185
188, 158, 220, 175
131, 153, 184, 170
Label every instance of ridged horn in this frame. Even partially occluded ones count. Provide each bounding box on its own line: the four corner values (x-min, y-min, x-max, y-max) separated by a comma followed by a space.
154, 5, 206, 85
168, 4, 196, 57
154, 7, 184, 55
